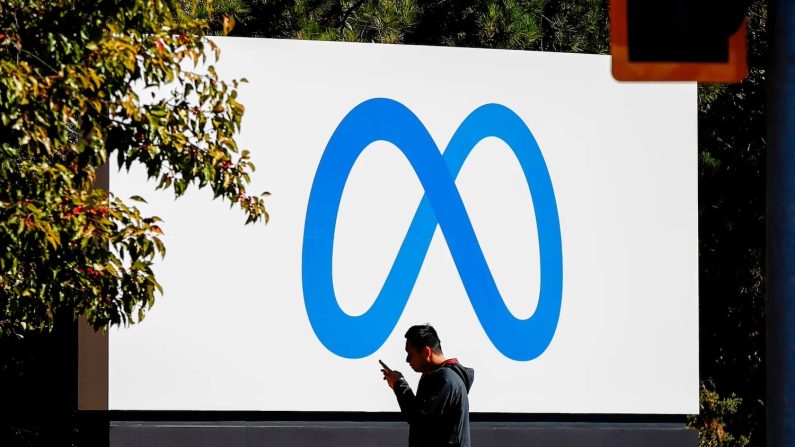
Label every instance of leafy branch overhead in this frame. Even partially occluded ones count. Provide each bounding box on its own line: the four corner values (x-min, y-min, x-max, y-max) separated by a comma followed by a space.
0, 0, 268, 336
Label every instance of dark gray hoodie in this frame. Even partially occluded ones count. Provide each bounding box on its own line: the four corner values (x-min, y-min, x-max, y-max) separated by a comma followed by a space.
393, 359, 475, 447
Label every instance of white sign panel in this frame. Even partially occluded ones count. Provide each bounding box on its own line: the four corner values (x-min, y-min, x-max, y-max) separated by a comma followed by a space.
109, 37, 698, 413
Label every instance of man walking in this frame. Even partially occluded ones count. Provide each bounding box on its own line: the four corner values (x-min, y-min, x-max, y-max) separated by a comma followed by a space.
380, 324, 475, 447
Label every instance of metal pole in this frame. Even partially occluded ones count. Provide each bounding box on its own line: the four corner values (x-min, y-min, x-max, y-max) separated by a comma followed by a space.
768, 0, 795, 445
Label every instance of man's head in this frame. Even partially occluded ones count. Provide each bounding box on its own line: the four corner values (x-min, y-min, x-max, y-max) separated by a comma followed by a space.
404, 324, 443, 372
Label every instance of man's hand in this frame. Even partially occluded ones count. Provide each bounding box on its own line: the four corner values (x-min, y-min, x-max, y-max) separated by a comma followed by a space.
379, 359, 404, 389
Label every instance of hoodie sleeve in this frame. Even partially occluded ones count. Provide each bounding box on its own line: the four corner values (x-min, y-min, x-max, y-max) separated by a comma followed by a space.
392, 374, 456, 425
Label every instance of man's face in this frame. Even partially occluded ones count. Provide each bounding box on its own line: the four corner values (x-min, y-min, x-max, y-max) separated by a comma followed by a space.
405, 340, 428, 372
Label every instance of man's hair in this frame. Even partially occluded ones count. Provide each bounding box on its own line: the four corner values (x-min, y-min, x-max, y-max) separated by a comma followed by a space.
405, 324, 443, 354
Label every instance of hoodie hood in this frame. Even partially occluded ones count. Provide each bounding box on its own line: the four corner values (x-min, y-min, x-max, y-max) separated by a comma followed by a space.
442, 358, 475, 392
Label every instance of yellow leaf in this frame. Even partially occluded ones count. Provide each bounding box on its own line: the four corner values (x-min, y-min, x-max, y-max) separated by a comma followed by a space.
223, 16, 235, 36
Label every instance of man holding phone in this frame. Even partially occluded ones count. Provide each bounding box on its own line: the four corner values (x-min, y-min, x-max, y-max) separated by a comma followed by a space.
380, 324, 475, 447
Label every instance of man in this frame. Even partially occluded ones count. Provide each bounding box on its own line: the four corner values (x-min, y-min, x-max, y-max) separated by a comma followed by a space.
380, 324, 475, 447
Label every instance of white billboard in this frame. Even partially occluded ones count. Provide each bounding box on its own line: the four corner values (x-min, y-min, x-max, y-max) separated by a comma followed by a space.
109, 37, 698, 413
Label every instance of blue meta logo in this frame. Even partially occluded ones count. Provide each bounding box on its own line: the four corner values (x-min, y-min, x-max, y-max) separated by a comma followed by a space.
302, 98, 562, 361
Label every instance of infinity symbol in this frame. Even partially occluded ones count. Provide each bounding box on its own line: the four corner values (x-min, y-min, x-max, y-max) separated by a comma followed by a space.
302, 98, 562, 361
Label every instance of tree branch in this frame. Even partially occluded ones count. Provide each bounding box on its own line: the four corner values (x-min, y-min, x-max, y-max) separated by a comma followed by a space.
339, 0, 371, 33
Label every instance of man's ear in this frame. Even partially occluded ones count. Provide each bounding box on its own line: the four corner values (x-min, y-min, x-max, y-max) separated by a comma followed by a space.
423, 346, 432, 360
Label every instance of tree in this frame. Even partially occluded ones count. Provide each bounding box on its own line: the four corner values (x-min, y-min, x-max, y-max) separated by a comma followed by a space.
194, 0, 608, 50
693, 2, 768, 446
0, 0, 268, 337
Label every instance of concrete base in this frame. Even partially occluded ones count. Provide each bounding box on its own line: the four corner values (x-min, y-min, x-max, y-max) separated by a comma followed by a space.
111, 420, 697, 447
